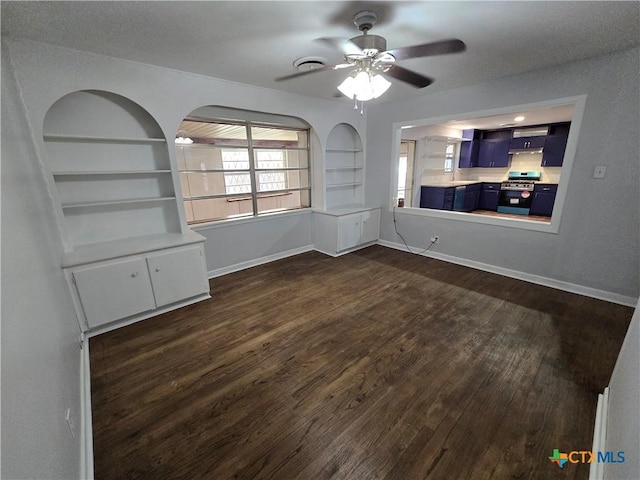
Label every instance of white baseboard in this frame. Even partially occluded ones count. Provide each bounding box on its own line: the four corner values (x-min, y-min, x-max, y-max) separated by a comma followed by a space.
80, 334, 94, 480
590, 387, 610, 480
208, 245, 314, 278
377, 239, 638, 307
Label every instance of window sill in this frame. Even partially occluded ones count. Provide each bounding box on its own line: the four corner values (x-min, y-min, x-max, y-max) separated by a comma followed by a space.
190, 207, 312, 231
392, 206, 560, 233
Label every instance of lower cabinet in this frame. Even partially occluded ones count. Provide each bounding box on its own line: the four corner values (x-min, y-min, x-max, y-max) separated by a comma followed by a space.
530, 184, 558, 216
314, 207, 380, 256
420, 186, 455, 210
478, 183, 502, 211
67, 242, 210, 329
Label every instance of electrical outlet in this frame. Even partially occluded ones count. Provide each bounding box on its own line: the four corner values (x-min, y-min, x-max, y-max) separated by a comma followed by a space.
593, 166, 607, 178
65, 408, 76, 438
430, 236, 439, 243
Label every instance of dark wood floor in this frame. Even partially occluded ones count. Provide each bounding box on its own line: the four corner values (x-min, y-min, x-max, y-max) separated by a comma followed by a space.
90, 246, 633, 480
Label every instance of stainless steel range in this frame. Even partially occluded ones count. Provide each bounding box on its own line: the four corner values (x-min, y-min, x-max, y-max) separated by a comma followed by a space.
497, 171, 541, 215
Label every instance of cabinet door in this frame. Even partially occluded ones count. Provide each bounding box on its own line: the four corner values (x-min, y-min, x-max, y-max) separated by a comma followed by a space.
492, 139, 511, 167
530, 185, 558, 216
360, 209, 380, 245
338, 214, 362, 252
542, 135, 568, 166
147, 245, 209, 307
477, 141, 495, 167
478, 189, 500, 211
458, 140, 479, 168
73, 257, 156, 328
510, 136, 546, 149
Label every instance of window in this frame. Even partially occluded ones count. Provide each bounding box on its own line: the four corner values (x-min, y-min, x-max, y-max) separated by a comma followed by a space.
176, 119, 310, 224
397, 141, 415, 206
444, 143, 455, 173
391, 96, 585, 233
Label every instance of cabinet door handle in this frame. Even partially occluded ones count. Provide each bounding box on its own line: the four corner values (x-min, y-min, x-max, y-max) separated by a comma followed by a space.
155, 267, 162, 272
131, 272, 138, 278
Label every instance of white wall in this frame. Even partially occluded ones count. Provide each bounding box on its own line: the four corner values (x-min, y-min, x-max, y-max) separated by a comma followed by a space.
366, 48, 639, 300
604, 301, 640, 479
1, 44, 82, 479
4, 38, 366, 274
1, 37, 367, 479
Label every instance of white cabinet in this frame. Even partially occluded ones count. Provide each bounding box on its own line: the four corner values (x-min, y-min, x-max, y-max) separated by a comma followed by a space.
314, 207, 380, 256
72, 258, 156, 328
146, 245, 209, 307
68, 242, 210, 330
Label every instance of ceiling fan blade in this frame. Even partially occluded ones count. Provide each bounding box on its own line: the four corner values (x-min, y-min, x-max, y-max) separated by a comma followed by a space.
384, 65, 433, 88
316, 37, 364, 57
385, 38, 466, 61
275, 63, 353, 82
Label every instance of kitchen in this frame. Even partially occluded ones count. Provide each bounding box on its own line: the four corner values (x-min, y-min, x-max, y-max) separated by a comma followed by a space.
398, 105, 573, 223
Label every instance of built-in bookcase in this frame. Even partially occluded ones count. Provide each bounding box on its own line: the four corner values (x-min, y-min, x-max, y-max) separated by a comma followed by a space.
324, 123, 363, 210
42, 90, 182, 254
42, 90, 210, 332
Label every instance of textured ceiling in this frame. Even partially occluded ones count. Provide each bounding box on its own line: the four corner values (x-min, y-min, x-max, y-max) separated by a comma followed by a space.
2, 1, 639, 104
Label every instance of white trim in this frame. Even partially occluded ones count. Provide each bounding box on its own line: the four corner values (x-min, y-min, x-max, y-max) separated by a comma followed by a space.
589, 387, 610, 480
208, 245, 314, 278
377, 239, 638, 307
84, 293, 211, 338
80, 333, 94, 480
314, 241, 378, 258
388, 95, 588, 234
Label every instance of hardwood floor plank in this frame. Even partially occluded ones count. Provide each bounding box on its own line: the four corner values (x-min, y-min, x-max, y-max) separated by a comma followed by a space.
90, 246, 633, 479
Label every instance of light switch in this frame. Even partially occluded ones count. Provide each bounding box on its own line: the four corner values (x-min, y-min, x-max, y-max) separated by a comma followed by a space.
593, 166, 607, 179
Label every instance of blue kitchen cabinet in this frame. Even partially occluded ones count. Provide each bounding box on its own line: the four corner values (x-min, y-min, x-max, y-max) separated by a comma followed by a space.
478, 182, 502, 211
477, 139, 511, 168
459, 129, 480, 168
530, 183, 558, 216
420, 186, 455, 210
509, 135, 546, 150
541, 124, 570, 167
462, 183, 481, 211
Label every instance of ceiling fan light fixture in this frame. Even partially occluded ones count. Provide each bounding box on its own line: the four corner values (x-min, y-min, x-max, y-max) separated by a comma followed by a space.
337, 69, 390, 101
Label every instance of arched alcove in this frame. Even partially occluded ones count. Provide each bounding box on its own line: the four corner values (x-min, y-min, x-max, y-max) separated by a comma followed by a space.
325, 123, 364, 210
43, 90, 181, 249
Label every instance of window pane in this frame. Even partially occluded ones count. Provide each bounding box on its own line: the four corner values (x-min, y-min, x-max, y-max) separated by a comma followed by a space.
177, 145, 249, 170
256, 189, 310, 214
178, 120, 248, 147
182, 172, 228, 197
257, 171, 286, 192
255, 150, 285, 169
251, 126, 307, 148
221, 149, 250, 170
189, 196, 253, 223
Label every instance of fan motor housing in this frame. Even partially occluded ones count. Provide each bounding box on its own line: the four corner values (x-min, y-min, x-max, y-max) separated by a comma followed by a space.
350, 34, 387, 55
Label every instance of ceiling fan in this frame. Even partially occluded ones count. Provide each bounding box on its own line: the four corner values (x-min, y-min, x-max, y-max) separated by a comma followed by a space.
275, 10, 466, 101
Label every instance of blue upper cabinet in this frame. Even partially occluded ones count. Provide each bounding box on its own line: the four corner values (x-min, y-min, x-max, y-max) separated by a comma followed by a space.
509, 136, 546, 150
459, 129, 480, 168
477, 139, 510, 167
542, 123, 571, 167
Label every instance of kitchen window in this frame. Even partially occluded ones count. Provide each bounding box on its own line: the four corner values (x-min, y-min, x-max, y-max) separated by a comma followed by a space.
176, 118, 310, 224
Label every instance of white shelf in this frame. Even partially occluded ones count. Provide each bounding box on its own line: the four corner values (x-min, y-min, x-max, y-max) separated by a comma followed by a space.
325, 166, 363, 171
61, 196, 176, 209
53, 170, 172, 176
326, 182, 363, 189
326, 148, 363, 153
44, 134, 166, 144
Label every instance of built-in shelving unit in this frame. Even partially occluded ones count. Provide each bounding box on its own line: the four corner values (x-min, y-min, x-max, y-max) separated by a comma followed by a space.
42, 90, 182, 251
324, 124, 364, 209
42, 90, 210, 333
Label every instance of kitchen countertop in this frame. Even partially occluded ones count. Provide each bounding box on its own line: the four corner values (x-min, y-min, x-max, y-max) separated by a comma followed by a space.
422, 181, 486, 187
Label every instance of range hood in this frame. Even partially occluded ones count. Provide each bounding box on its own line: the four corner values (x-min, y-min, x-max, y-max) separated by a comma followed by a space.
509, 146, 544, 154
508, 126, 548, 154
